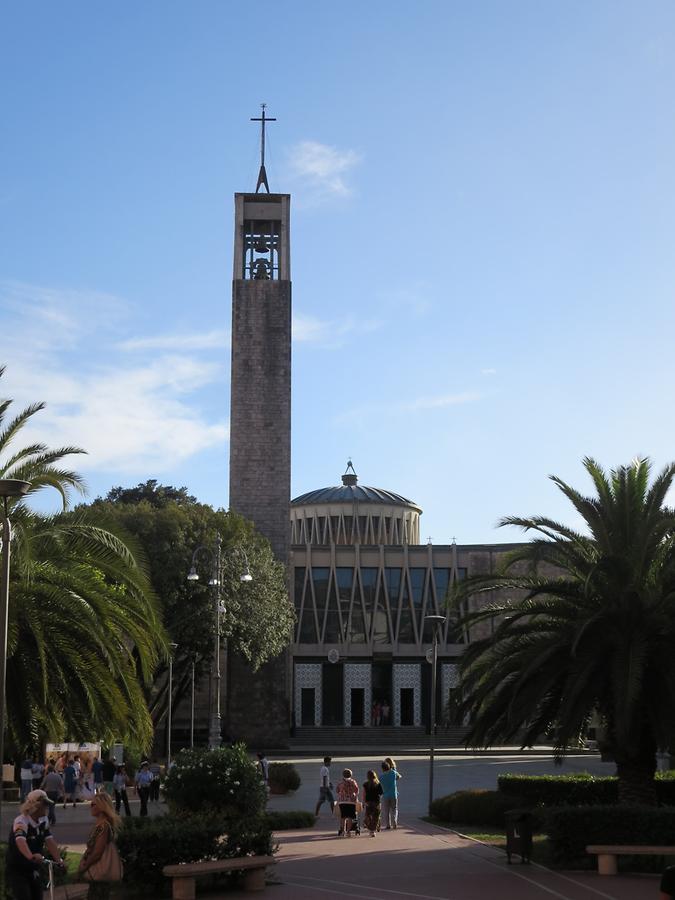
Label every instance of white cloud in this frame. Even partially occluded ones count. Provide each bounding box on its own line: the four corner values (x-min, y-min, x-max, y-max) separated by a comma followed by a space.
333, 391, 481, 426
118, 330, 229, 352
377, 285, 434, 318
17, 357, 228, 473
1, 280, 128, 352
1, 282, 228, 477
405, 391, 481, 411
286, 140, 361, 203
481, 368, 497, 376
292, 311, 380, 348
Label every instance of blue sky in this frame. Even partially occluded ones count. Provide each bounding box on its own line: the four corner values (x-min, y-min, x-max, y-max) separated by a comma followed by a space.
2, 1, 675, 543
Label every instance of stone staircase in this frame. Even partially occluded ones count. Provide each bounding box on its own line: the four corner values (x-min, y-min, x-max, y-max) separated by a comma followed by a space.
289, 726, 469, 747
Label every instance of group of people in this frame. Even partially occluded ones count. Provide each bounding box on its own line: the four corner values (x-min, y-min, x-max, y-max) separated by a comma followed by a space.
6, 788, 123, 900
6, 756, 164, 900
371, 700, 391, 726
19, 754, 161, 826
315, 755, 401, 837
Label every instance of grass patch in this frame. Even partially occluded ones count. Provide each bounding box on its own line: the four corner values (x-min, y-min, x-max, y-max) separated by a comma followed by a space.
63, 850, 82, 881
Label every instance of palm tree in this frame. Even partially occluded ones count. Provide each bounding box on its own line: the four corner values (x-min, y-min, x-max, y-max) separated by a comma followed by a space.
0, 367, 86, 504
450, 457, 675, 805
0, 367, 166, 752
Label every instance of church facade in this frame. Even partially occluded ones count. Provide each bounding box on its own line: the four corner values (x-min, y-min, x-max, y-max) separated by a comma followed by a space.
288, 463, 518, 736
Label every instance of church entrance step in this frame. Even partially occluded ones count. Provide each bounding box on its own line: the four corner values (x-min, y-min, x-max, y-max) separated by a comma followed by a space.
289, 726, 469, 747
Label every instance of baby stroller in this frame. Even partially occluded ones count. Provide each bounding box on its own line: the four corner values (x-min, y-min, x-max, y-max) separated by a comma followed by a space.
337, 801, 361, 836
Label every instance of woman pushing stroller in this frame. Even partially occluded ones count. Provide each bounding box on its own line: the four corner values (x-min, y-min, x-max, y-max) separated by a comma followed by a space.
335, 769, 360, 836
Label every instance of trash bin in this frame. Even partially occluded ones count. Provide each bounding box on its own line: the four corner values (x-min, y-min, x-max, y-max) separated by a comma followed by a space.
504, 810, 533, 864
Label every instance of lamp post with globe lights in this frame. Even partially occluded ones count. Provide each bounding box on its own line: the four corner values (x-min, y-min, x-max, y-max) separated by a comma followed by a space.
167, 642, 178, 767
187, 533, 252, 748
424, 614, 445, 815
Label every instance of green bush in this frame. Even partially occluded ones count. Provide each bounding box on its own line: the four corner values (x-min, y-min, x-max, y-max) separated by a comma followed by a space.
117, 816, 228, 894
544, 805, 675, 867
430, 790, 525, 828
268, 762, 301, 793
265, 810, 316, 830
498, 771, 675, 807
117, 814, 274, 894
657, 770, 675, 805
163, 745, 266, 820
498, 773, 617, 806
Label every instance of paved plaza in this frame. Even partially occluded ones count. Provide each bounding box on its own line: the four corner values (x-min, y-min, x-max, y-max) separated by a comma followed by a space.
1, 752, 664, 898
224, 821, 659, 900
267, 750, 618, 815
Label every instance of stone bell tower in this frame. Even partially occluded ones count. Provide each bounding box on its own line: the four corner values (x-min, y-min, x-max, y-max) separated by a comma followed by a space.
227, 105, 291, 746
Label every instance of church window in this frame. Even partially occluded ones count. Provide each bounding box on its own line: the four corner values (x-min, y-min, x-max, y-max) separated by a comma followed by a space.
360, 567, 378, 638
312, 568, 330, 642
336, 568, 354, 641
397, 578, 415, 643
323, 572, 341, 643
298, 567, 318, 643
358, 516, 367, 542
373, 573, 392, 645
410, 567, 427, 631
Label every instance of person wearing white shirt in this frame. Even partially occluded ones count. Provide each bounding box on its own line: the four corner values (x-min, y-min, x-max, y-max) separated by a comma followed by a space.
314, 756, 335, 816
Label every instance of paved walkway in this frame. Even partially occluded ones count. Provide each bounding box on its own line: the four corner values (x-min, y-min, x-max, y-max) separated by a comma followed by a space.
222, 821, 659, 899
1, 753, 661, 898
268, 751, 616, 816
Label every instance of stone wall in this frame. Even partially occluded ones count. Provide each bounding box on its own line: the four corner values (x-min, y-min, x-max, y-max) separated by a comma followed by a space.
229, 279, 291, 562
228, 277, 291, 747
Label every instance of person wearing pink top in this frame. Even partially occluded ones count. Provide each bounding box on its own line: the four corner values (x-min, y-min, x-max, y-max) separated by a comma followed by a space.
336, 769, 360, 836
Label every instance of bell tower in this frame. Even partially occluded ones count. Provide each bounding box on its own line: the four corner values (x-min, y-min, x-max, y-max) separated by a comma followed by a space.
227, 106, 291, 746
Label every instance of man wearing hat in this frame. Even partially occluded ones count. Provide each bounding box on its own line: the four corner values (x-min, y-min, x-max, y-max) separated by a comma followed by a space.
134, 760, 154, 817
6, 789, 63, 899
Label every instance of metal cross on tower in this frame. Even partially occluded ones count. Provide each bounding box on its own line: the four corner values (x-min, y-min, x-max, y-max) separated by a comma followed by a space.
251, 103, 276, 194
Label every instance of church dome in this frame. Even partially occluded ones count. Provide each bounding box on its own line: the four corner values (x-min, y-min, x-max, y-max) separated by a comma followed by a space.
292, 483, 420, 509
290, 462, 422, 546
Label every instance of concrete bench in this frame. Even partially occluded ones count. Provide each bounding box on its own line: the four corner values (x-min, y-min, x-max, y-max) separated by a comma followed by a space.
53, 885, 89, 900
163, 856, 276, 898
586, 844, 675, 875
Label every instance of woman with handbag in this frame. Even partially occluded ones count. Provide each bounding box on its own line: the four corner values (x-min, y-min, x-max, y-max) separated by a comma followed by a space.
77, 792, 123, 899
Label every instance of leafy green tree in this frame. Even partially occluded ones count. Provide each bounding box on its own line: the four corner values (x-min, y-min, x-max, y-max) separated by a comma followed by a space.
451, 457, 675, 805
0, 368, 166, 753
86, 481, 294, 730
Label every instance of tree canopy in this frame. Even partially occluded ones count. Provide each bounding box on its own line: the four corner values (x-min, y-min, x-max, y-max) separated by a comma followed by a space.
451, 457, 675, 804
85, 481, 294, 729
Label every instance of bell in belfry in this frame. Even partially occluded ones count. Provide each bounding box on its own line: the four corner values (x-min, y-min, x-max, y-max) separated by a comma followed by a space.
253, 259, 270, 280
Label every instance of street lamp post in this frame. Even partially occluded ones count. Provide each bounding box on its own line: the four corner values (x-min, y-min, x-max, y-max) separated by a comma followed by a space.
187, 534, 252, 749
0, 479, 31, 826
190, 656, 196, 749
424, 614, 445, 816
167, 642, 178, 767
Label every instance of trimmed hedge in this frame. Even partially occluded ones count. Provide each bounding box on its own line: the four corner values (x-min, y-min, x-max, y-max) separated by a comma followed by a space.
268, 762, 301, 793
430, 790, 525, 828
544, 805, 675, 866
117, 814, 273, 894
265, 810, 316, 830
498, 771, 675, 807
498, 773, 616, 806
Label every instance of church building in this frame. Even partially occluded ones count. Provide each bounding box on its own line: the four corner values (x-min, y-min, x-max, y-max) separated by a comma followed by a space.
225, 110, 517, 747
288, 462, 518, 742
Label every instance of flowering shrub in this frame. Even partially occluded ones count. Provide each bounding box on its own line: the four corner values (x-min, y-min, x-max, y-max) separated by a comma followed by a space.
163, 745, 267, 820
